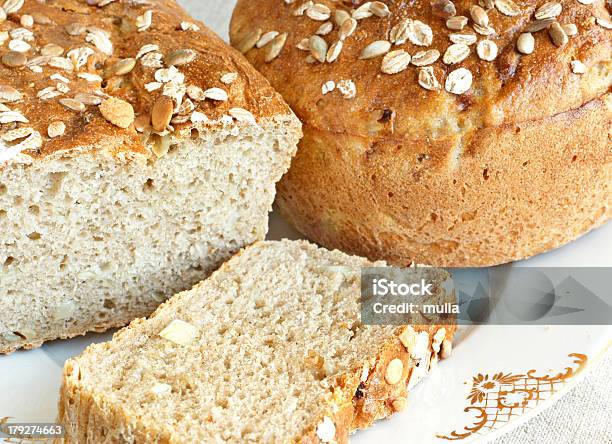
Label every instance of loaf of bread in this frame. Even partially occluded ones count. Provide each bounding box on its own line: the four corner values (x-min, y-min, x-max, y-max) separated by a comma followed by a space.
230, 0, 611, 267
58, 240, 455, 443
0, 0, 301, 353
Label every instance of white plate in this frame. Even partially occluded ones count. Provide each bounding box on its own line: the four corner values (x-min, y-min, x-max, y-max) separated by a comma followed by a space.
1, 213, 611, 443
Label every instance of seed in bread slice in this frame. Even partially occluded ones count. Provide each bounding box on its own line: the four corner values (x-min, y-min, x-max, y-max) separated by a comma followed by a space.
58, 240, 455, 443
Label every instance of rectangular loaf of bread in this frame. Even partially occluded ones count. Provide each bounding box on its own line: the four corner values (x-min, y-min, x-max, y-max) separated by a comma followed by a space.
0, 0, 300, 353
58, 240, 455, 443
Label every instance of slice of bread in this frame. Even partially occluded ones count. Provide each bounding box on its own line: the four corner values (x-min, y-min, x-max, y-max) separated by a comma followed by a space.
0, 0, 300, 353
58, 240, 455, 443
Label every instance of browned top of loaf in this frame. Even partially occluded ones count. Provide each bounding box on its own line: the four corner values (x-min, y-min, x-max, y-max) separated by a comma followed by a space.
230, 0, 611, 140
0, 0, 293, 163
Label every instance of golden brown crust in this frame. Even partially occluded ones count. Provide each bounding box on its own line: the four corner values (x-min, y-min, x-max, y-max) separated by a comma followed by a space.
0, 0, 294, 164
277, 97, 611, 266
296, 325, 455, 444
231, 0, 611, 138
230, 0, 612, 266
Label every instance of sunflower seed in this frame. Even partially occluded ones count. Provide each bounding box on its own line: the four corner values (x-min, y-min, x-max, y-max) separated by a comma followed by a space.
0, 84, 21, 102
65, 22, 86, 36
316, 22, 333, 36
334, 9, 350, 26
390, 19, 410, 44
306, 3, 331, 21
431, 0, 456, 18
297, 38, 310, 50
339, 17, 357, 40
408, 20, 434, 46
2, 126, 32, 141
20, 14, 33, 27
525, 18, 554, 32
548, 22, 567, 46
204, 87, 228, 101
112, 58, 136, 76
86, 28, 113, 55
74, 93, 103, 105
309, 35, 328, 62
381, 50, 411, 74
151, 96, 174, 132
3, 0, 24, 15
596, 17, 612, 29
370, 1, 391, 17
535, 2, 561, 20
576, 0, 594, 3
473, 23, 496, 36
0, 110, 27, 123
445, 68, 472, 94
326, 40, 343, 62
8, 39, 29, 52
256, 31, 279, 48
78, 72, 103, 82
180, 21, 201, 32
37, 87, 61, 100
360, 40, 391, 59
220, 72, 238, 84
293, 1, 313, 17
571, 60, 586, 74
41, 43, 65, 57
264, 32, 288, 62
446, 16, 468, 30
443, 43, 470, 64
449, 33, 477, 45
410, 49, 440, 66
136, 10, 153, 32
229, 107, 256, 124
494, 0, 521, 16
337, 79, 356, 99
186, 85, 204, 101
13, 130, 41, 150
516, 32, 535, 54
352, 2, 373, 20
60, 98, 85, 112
477, 39, 498, 61
31, 12, 52, 25
2, 51, 26, 67
136, 44, 159, 59
322, 80, 335, 94
235, 28, 262, 54
562, 23, 577, 36
166, 49, 196, 66
470, 5, 489, 27
47, 121, 65, 138
418, 66, 440, 90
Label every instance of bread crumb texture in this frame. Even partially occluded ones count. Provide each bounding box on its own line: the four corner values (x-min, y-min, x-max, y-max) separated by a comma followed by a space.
0, 0, 301, 353
59, 240, 455, 444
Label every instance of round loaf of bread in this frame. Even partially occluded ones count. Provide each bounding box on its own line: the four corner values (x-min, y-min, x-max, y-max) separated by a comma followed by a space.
231, 0, 612, 266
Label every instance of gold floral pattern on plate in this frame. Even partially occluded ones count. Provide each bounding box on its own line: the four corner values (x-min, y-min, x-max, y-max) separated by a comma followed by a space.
438, 353, 588, 441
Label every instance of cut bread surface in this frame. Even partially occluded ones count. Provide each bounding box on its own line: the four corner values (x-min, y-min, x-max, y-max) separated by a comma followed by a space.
0, 0, 302, 353
0, 120, 298, 353
59, 240, 454, 443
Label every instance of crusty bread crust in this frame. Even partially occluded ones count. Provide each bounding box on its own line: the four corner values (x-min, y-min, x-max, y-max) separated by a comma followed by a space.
230, 0, 612, 266
0, 0, 295, 165
276, 97, 611, 266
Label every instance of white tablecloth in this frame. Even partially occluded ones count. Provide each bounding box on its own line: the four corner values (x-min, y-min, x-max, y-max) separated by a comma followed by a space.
182, 2, 611, 443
